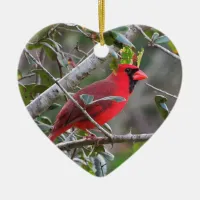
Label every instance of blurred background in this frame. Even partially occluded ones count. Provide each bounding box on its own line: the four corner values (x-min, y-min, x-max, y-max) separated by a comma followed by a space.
18, 24, 182, 175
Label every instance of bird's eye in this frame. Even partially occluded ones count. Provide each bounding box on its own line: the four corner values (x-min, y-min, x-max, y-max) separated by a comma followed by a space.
125, 68, 131, 73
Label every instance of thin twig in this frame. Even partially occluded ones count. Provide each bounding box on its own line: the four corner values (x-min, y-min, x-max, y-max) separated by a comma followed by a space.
48, 24, 61, 37
75, 25, 99, 45
88, 145, 96, 158
24, 49, 113, 139
134, 25, 180, 60
56, 58, 63, 78
154, 43, 180, 60
57, 133, 153, 150
146, 83, 178, 99
75, 25, 91, 38
76, 47, 94, 66
75, 42, 88, 56
57, 27, 80, 33
18, 73, 35, 81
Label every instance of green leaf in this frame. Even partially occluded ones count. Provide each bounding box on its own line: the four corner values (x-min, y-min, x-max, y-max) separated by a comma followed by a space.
31, 69, 54, 87
19, 83, 35, 105
109, 58, 119, 74
103, 123, 112, 133
24, 51, 37, 66
109, 48, 119, 59
76, 130, 87, 138
151, 32, 160, 42
41, 42, 58, 60
57, 53, 68, 68
93, 155, 107, 177
32, 85, 48, 96
78, 150, 96, 175
35, 120, 52, 133
104, 31, 116, 45
168, 41, 178, 54
137, 48, 144, 68
44, 38, 62, 51
144, 28, 157, 38
94, 145, 105, 154
19, 83, 48, 105
79, 149, 90, 162
155, 95, 169, 119
26, 24, 56, 50
91, 96, 126, 104
39, 116, 52, 125
120, 46, 134, 65
112, 31, 135, 48
73, 158, 87, 166
81, 161, 95, 175
81, 144, 105, 158
80, 94, 94, 105
112, 26, 129, 34
104, 31, 135, 48
26, 43, 42, 50
49, 103, 61, 110
155, 35, 170, 44
19, 83, 31, 105
100, 149, 115, 161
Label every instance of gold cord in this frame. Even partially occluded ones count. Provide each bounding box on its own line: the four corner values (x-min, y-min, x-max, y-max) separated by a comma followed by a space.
98, 0, 105, 45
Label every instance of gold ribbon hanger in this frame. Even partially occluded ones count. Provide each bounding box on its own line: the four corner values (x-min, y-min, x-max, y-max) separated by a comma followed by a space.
98, 0, 105, 46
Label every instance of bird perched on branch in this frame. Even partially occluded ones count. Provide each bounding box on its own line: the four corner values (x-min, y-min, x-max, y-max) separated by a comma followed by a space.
68, 57, 76, 69
49, 64, 148, 141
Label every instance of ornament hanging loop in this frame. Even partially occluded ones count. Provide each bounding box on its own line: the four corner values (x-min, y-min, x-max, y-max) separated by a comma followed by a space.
98, 0, 105, 46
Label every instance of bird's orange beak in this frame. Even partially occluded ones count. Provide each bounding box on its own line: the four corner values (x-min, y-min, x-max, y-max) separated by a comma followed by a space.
133, 69, 148, 81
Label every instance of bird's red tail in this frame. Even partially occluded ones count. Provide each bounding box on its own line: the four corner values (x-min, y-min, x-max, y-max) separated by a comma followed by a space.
48, 125, 72, 142
48, 133, 58, 142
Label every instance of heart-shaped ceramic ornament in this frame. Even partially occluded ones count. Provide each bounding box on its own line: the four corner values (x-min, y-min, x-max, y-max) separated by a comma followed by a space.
18, 23, 182, 177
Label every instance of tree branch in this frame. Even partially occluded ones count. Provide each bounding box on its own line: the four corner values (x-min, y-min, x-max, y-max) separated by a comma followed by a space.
26, 52, 105, 118
146, 83, 178, 99
26, 25, 140, 119
24, 49, 113, 139
57, 133, 153, 151
134, 25, 180, 60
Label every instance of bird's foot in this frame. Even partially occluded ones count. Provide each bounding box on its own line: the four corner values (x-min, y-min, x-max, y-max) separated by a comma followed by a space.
85, 133, 97, 140
85, 132, 102, 146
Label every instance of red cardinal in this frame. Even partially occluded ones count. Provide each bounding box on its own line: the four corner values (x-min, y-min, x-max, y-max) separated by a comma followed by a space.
49, 64, 148, 141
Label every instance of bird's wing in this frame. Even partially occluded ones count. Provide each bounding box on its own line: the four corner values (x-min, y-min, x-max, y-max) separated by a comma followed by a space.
52, 80, 118, 131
